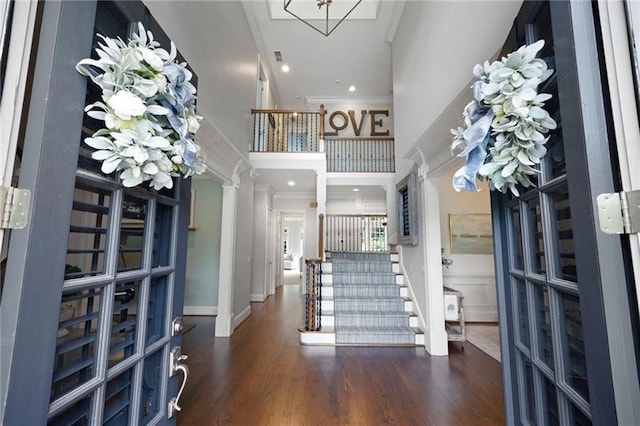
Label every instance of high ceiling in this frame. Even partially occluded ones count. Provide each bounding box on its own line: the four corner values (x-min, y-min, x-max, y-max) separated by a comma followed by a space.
245, 1, 403, 199
242, 0, 404, 110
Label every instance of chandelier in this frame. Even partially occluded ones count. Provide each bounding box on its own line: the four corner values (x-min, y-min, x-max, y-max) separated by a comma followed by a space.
284, 0, 362, 37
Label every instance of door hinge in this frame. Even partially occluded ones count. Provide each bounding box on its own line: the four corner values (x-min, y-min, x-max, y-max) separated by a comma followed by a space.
0, 187, 31, 229
597, 190, 640, 234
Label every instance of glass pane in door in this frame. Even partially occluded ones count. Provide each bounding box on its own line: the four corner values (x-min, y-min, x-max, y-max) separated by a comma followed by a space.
519, 353, 537, 424
103, 368, 134, 425
119, 195, 147, 273
525, 197, 546, 275
152, 203, 174, 268
51, 287, 103, 401
549, 187, 577, 282
561, 292, 589, 402
66, 184, 112, 278
139, 348, 164, 424
109, 280, 141, 368
146, 276, 168, 346
510, 205, 524, 270
533, 284, 554, 371
543, 376, 560, 426
48, 395, 92, 425
514, 278, 531, 349
570, 404, 592, 426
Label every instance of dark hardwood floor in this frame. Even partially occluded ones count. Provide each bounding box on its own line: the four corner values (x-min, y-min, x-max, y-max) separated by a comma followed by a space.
177, 285, 505, 426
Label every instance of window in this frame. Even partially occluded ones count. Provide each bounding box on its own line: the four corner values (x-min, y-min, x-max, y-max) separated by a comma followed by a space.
396, 172, 418, 245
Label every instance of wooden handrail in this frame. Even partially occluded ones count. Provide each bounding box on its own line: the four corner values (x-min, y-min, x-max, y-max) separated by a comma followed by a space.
325, 214, 388, 218
324, 137, 394, 141
250, 108, 317, 114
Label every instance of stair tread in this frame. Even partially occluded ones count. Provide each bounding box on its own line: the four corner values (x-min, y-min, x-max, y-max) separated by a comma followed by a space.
329, 273, 398, 277
333, 310, 409, 315
315, 251, 419, 347
327, 296, 412, 301
336, 325, 415, 333
331, 283, 402, 287
321, 310, 419, 317
321, 282, 407, 287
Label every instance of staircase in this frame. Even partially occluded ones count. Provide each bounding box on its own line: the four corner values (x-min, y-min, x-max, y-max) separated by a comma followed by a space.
300, 251, 424, 346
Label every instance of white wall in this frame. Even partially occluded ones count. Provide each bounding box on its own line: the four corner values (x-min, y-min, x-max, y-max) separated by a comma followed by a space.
326, 194, 386, 215
390, 1, 521, 353
144, 1, 258, 154
437, 166, 497, 322
392, 0, 522, 177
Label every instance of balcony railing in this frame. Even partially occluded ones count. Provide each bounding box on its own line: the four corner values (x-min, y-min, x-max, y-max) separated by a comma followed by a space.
325, 214, 388, 252
250, 108, 395, 173
325, 137, 395, 172
251, 109, 321, 152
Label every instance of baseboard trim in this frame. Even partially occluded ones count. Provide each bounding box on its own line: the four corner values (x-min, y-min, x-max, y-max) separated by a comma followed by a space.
233, 305, 252, 330
183, 305, 218, 316
250, 293, 266, 302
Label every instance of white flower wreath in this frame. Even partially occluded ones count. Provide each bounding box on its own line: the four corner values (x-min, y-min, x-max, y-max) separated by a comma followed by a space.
451, 40, 557, 196
76, 23, 205, 190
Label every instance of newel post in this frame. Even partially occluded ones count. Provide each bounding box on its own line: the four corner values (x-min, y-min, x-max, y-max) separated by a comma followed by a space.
319, 104, 326, 140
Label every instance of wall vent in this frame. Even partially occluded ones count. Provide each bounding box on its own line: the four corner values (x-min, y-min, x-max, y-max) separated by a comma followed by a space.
273, 50, 283, 62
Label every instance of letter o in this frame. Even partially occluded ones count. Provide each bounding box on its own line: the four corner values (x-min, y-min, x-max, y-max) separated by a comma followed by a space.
329, 111, 349, 132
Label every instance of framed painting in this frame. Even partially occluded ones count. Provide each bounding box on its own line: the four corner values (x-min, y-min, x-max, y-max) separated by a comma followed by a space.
449, 213, 493, 254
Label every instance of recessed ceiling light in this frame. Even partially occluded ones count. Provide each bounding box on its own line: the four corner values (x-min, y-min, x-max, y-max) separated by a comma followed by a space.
352, 188, 359, 192
281, 64, 290, 73
288, 181, 296, 186
348, 85, 356, 92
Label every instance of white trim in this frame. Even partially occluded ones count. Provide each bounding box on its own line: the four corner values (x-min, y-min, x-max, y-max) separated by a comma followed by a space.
273, 192, 316, 200
443, 272, 496, 279
305, 95, 393, 105
598, 0, 640, 313
419, 175, 448, 356
233, 305, 252, 330
183, 306, 218, 316
0, 1, 39, 256
215, 184, 239, 337
250, 293, 266, 302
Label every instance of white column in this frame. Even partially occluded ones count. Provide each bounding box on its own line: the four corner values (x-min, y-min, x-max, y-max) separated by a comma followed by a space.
316, 169, 326, 216
385, 182, 398, 245
419, 170, 448, 355
316, 169, 326, 260
215, 182, 239, 337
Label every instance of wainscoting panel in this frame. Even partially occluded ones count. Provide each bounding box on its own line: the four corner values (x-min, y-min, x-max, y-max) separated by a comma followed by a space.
443, 273, 497, 322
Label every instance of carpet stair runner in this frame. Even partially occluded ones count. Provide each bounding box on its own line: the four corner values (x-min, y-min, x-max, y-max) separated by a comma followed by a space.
326, 251, 418, 345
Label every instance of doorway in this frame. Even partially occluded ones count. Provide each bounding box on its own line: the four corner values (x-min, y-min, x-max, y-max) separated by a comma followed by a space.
281, 213, 304, 288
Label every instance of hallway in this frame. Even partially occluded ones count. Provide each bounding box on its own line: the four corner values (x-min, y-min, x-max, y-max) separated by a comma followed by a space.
177, 285, 505, 425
